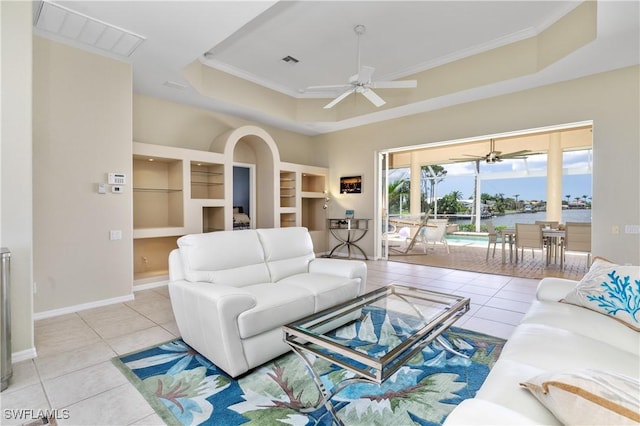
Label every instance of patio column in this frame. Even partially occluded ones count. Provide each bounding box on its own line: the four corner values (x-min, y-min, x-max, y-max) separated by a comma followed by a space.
547, 133, 563, 222
410, 153, 422, 218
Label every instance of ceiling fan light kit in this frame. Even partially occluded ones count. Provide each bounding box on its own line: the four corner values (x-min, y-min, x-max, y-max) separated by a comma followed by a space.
306, 24, 417, 109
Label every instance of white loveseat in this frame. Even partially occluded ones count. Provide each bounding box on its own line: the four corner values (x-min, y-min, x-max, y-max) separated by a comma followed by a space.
445, 273, 640, 425
168, 227, 367, 378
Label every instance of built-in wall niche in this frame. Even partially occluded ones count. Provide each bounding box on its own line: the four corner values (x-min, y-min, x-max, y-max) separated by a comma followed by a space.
133, 156, 183, 229
133, 235, 179, 282
302, 198, 325, 231
203, 206, 224, 233
280, 212, 296, 227
302, 173, 325, 193
191, 161, 224, 199
280, 171, 296, 208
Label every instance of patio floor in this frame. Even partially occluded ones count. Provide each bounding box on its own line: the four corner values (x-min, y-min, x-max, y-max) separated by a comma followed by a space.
388, 240, 589, 281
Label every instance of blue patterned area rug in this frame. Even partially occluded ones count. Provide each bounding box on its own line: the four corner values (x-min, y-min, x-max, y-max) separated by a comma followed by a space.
113, 326, 504, 426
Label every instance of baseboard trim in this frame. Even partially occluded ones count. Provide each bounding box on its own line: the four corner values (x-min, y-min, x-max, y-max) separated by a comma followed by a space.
33, 293, 135, 320
12, 347, 37, 363
133, 280, 168, 292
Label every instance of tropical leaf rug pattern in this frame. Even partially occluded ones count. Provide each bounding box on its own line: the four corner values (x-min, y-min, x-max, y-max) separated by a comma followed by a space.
113, 316, 504, 426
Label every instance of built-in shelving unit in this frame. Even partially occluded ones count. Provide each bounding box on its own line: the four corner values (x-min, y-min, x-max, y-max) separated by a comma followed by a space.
279, 171, 297, 208
279, 163, 329, 249
133, 142, 226, 285
132, 140, 330, 286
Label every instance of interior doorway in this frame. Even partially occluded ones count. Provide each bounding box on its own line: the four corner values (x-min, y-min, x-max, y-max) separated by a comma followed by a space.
233, 163, 255, 229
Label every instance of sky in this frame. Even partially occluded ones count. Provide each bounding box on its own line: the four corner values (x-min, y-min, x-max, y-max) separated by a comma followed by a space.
389, 149, 592, 202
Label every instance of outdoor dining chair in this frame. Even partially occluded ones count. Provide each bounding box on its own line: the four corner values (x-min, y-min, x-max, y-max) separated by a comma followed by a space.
515, 223, 544, 263
564, 222, 592, 269
485, 220, 502, 260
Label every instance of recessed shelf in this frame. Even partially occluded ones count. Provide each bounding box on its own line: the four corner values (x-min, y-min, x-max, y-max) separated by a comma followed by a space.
191, 162, 224, 199
133, 157, 183, 229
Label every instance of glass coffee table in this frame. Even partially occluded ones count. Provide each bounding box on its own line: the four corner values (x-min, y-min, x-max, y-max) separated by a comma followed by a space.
282, 284, 470, 425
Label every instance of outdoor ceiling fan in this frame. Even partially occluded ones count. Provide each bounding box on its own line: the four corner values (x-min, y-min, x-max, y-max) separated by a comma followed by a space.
305, 25, 417, 109
452, 139, 530, 164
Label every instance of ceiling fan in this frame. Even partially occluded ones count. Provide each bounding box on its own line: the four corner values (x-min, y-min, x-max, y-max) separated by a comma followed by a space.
305, 25, 417, 109
452, 139, 530, 164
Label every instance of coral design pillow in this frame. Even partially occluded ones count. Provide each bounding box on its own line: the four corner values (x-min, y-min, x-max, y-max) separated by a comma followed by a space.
562, 258, 640, 330
520, 369, 640, 425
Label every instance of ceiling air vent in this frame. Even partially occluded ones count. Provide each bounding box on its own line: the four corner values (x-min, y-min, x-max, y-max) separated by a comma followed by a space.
281, 55, 300, 64
34, 0, 145, 58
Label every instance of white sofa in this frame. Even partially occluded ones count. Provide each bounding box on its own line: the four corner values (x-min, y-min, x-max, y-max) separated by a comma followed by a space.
445, 276, 640, 425
168, 227, 367, 378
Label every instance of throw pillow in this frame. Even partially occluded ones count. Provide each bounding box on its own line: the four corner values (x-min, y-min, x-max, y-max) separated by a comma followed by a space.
562, 258, 640, 331
520, 369, 640, 425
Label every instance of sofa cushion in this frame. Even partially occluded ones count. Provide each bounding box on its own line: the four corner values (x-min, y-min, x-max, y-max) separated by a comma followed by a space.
520, 369, 640, 425
443, 397, 547, 425
279, 273, 361, 312
520, 300, 640, 355
177, 230, 271, 286
237, 283, 315, 339
497, 324, 640, 377
562, 258, 640, 331
257, 227, 315, 282
471, 359, 561, 425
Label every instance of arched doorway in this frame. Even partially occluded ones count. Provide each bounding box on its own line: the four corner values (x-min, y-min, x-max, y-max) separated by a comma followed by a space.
211, 126, 281, 229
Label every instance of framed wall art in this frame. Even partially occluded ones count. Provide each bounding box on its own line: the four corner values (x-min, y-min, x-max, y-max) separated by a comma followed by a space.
340, 175, 362, 194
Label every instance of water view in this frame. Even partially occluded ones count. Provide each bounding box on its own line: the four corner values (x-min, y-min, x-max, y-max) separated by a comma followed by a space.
446, 209, 591, 228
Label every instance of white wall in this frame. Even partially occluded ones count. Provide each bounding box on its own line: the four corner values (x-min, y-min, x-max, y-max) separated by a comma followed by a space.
32, 37, 133, 314
319, 66, 640, 265
1, 1, 34, 357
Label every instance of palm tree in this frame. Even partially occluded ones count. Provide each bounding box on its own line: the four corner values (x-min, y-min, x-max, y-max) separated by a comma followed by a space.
388, 179, 409, 214
421, 165, 447, 214
513, 194, 520, 211
565, 194, 571, 205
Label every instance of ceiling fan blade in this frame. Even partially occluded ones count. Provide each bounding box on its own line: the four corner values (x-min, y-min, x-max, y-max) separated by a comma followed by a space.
305, 83, 352, 92
372, 80, 417, 89
323, 89, 354, 109
361, 88, 386, 107
450, 157, 482, 162
502, 150, 530, 157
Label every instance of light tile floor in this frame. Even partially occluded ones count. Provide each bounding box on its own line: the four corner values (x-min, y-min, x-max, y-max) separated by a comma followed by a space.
1, 261, 542, 426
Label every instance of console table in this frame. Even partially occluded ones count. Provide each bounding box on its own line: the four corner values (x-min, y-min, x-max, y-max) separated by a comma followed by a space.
327, 218, 370, 260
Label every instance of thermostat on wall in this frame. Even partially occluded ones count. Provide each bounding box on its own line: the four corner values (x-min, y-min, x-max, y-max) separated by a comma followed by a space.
108, 173, 126, 185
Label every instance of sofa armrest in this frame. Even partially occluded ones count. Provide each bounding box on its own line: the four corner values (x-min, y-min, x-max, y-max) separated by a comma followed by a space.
309, 258, 367, 294
536, 277, 579, 302
168, 280, 257, 376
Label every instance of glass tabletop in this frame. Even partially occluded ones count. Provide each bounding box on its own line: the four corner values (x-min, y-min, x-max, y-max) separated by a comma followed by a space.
283, 284, 470, 383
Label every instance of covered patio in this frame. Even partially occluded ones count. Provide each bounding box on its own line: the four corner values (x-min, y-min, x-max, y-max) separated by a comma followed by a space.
389, 239, 589, 281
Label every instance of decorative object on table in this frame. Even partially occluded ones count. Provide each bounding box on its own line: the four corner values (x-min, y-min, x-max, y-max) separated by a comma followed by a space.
114, 326, 505, 426
340, 175, 362, 194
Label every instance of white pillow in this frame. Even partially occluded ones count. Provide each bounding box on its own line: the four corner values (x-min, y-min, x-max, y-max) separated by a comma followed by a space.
520, 369, 640, 425
562, 258, 640, 331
